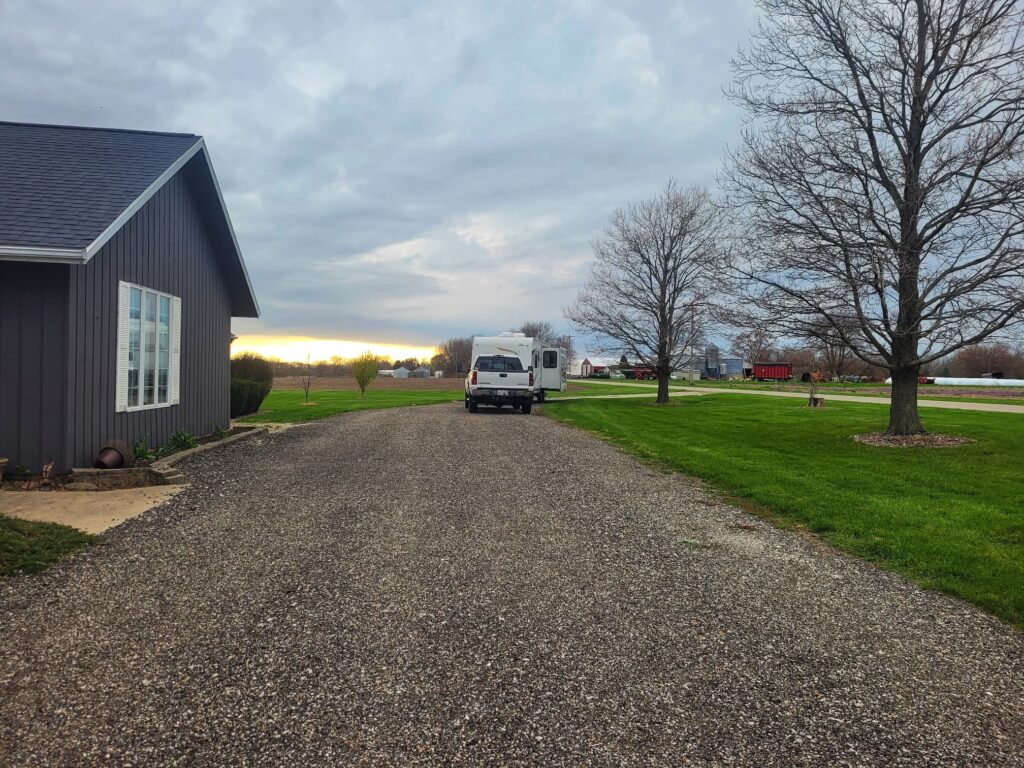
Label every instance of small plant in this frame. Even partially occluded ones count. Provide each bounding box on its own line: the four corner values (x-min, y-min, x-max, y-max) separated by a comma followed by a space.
133, 437, 157, 463
14, 465, 31, 479
351, 351, 379, 398
210, 425, 227, 441
158, 430, 198, 457
300, 352, 320, 404
807, 370, 825, 407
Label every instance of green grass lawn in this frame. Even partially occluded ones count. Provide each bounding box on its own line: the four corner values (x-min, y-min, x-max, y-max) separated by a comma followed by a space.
238, 388, 464, 423
543, 394, 1024, 627
0, 513, 96, 576
548, 381, 663, 397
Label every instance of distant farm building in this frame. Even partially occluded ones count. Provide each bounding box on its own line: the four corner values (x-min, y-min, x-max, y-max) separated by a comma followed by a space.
392, 366, 411, 379
411, 365, 431, 378
578, 357, 619, 377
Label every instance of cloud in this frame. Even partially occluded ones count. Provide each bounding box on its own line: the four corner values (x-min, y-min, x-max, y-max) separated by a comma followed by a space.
0, 0, 757, 349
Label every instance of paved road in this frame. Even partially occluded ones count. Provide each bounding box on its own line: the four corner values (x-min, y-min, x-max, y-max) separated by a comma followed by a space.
577, 378, 1024, 412
1, 405, 1022, 766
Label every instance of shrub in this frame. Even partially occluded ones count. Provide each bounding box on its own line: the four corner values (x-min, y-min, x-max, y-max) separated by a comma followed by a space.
231, 378, 271, 418
231, 352, 274, 387
132, 437, 157, 463
158, 430, 198, 457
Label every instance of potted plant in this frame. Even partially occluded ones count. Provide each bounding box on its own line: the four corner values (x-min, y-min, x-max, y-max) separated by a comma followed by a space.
0, 457, 8, 483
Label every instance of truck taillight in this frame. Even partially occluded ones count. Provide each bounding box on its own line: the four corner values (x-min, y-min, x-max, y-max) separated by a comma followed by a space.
471, 371, 477, 384
529, 371, 534, 386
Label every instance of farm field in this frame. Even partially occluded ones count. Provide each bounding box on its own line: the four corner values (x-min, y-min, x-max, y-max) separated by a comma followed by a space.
274, 375, 463, 391
239, 388, 464, 423
543, 394, 1024, 627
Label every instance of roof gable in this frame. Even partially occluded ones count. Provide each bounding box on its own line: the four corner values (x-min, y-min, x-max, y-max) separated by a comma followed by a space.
0, 122, 200, 251
0, 121, 258, 317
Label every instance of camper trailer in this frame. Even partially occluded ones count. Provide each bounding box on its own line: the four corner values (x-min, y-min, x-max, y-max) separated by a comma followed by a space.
467, 333, 567, 407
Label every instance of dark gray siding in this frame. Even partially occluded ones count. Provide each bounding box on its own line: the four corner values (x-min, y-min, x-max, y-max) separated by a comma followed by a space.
0, 262, 69, 474
66, 162, 233, 469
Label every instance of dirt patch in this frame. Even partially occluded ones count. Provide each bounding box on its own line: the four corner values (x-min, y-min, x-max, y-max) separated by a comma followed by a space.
1, 486, 183, 534
852, 432, 976, 448
274, 376, 464, 392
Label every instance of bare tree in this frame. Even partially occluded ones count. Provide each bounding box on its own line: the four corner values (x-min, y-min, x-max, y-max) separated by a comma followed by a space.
566, 181, 720, 403
518, 321, 555, 341
519, 321, 576, 368
351, 351, 379, 398
730, 326, 778, 364
299, 353, 320, 404
725, 0, 1024, 434
796, 314, 859, 380
437, 336, 474, 375
949, 341, 1024, 377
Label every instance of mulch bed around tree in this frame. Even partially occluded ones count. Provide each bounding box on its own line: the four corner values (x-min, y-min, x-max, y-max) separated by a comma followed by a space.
853, 432, 975, 448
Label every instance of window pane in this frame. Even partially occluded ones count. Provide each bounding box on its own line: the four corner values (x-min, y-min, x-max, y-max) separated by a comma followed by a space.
127, 288, 142, 407
143, 291, 157, 405
475, 355, 524, 372
158, 296, 170, 403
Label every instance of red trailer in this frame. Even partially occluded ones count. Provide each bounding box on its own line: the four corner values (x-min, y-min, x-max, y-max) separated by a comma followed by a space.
753, 362, 793, 381
632, 367, 656, 380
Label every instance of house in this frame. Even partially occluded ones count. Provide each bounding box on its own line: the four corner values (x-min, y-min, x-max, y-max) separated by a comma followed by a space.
392, 366, 411, 379
0, 122, 259, 474
411, 365, 431, 378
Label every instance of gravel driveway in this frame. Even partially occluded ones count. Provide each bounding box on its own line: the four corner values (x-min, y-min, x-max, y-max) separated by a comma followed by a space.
1, 403, 1022, 766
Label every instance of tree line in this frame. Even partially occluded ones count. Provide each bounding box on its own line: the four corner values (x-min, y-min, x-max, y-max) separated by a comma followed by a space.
431, 322, 575, 376
256, 320, 575, 380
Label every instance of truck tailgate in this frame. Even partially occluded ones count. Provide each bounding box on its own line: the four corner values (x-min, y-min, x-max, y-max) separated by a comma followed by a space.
474, 371, 531, 391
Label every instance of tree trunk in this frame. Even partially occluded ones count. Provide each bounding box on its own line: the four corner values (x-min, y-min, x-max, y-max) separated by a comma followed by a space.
887, 368, 925, 435
656, 370, 670, 404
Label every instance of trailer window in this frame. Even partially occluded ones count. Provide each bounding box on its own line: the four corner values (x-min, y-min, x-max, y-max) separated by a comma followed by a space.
543, 350, 558, 369
475, 356, 524, 372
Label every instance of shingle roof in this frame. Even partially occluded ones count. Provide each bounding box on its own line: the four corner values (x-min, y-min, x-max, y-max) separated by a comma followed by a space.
0, 121, 201, 249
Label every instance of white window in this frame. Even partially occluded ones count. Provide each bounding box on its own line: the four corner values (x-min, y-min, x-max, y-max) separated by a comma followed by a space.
116, 281, 181, 412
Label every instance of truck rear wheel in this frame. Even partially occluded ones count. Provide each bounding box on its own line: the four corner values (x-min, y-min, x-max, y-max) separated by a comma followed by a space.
468, 398, 479, 413
521, 401, 532, 414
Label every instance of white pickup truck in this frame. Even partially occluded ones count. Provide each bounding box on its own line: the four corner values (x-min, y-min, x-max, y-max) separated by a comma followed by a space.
464, 353, 535, 413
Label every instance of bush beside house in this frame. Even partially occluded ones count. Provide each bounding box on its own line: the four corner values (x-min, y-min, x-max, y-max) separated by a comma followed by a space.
230, 353, 273, 418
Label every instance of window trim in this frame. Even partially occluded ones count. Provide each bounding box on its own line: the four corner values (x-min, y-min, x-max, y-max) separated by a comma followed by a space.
117, 281, 180, 413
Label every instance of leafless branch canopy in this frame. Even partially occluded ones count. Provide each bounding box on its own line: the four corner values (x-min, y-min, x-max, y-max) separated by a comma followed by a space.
724, 0, 1024, 372
566, 182, 720, 378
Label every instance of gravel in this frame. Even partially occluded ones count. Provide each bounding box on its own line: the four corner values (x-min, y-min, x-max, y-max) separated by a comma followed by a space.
1, 403, 1022, 766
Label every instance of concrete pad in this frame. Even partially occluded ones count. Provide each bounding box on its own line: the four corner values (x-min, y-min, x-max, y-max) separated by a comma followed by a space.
0, 486, 182, 534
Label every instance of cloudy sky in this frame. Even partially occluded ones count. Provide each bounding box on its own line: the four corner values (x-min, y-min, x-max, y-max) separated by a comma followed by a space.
2, 0, 759, 359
